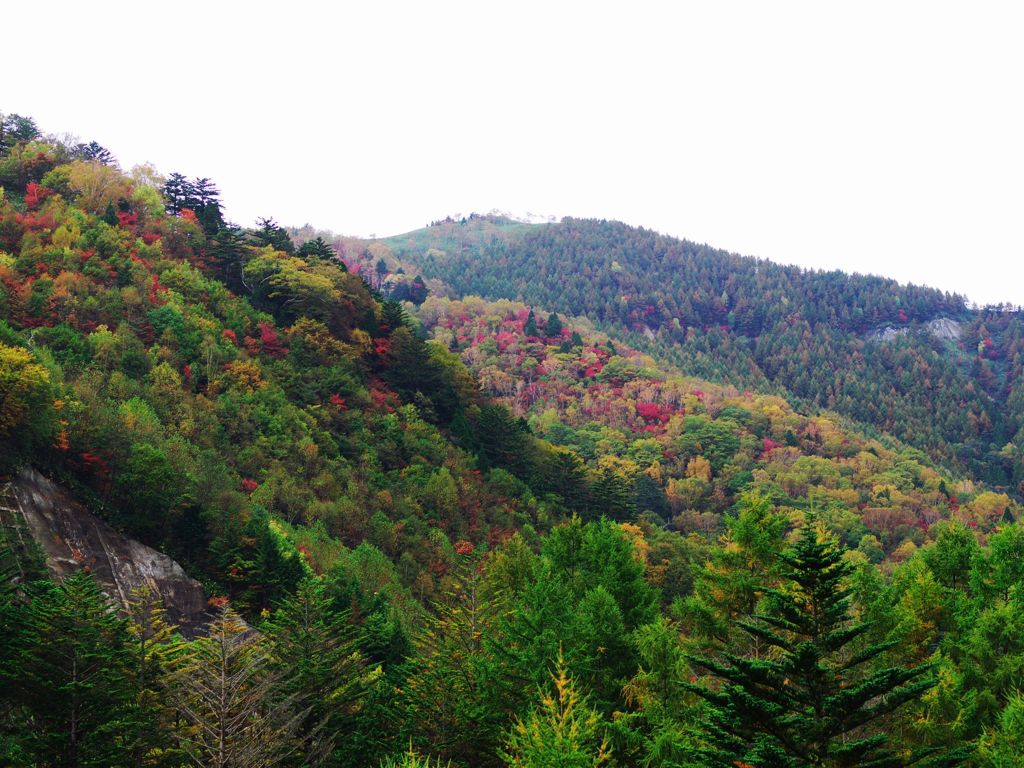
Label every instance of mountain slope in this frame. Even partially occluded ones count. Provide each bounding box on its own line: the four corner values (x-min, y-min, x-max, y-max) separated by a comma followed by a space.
2, 111, 1021, 768
382, 216, 1024, 491
415, 294, 1017, 566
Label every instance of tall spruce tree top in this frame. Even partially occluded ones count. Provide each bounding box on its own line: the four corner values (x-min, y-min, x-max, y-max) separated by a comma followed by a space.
684, 519, 966, 768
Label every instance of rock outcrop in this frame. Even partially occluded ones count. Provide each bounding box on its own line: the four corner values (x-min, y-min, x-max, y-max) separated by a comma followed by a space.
866, 325, 910, 342
0, 468, 210, 635
925, 317, 962, 341
866, 317, 962, 344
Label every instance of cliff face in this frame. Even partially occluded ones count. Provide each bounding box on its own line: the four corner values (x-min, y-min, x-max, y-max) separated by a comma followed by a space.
0, 468, 210, 635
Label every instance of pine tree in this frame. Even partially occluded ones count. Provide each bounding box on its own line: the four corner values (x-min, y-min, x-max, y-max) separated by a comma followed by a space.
544, 312, 564, 340
263, 577, 376, 766
400, 560, 506, 766
379, 745, 452, 767
684, 520, 964, 767
124, 586, 183, 767
166, 604, 302, 768
298, 237, 339, 262
524, 310, 539, 338
499, 650, 612, 768
251, 217, 295, 254
4, 572, 140, 768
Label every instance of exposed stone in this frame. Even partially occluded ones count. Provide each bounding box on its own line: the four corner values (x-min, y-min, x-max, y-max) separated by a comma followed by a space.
866, 325, 909, 342
0, 468, 211, 636
925, 317, 962, 341
866, 317, 962, 343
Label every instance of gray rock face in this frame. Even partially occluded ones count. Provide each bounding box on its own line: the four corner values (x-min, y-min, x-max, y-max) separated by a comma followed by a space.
925, 317, 962, 341
0, 468, 211, 636
866, 325, 910, 342
866, 317, 962, 344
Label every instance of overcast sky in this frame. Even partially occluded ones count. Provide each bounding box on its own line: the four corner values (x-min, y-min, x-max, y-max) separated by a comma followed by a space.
4, 1, 1022, 306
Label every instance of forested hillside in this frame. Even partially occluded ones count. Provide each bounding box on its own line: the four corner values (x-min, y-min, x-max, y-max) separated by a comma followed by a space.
385, 216, 1024, 491
2, 112, 1024, 767
415, 295, 1015, 565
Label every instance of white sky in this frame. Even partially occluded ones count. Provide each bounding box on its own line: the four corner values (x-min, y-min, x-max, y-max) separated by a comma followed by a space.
4, 1, 1023, 306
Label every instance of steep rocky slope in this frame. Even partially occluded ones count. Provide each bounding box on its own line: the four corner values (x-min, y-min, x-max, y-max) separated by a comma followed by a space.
0, 469, 209, 633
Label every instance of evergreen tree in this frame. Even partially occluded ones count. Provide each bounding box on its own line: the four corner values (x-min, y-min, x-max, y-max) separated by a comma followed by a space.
400, 559, 506, 766
524, 310, 539, 338
684, 519, 963, 767
544, 312, 564, 340
206, 223, 250, 294
0, 113, 40, 154
71, 141, 116, 166
166, 604, 301, 768
102, 200, 119, 226
408, 275, 428, 305
4, 573, 140, 768
124, 586, 182, 768
251, 217, 296, 254
587, 469, 635, 521
191, 177, 225, 235
499, 650, 612, 768
298, 237, 338, 262
375, 258, 389, 290
162, 172, 194, 216
263, 577, 375, 766
379, 747, 452, 767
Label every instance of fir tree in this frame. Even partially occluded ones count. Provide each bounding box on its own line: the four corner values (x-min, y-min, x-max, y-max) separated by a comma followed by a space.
524, 310, 539, 338
4, 572, 140, 768
298, 237, 338, 262
400, 559, 506, 766
263, 577, 376, 766
684, 519, 964, 767
544, 312, 564, 340
124, 586, 183, 768
499, 649, 612, 768
166, 603, 302, 768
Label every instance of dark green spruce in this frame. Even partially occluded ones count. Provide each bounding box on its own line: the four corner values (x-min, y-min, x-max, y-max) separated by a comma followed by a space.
684, 521, 968, 768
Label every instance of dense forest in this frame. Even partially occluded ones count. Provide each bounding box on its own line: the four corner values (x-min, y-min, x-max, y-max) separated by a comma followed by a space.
384, 216, 1024, 492
2, 112, 1024, 766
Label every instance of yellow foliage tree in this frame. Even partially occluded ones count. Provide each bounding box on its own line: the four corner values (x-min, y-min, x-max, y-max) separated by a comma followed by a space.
0, 343, 50, 438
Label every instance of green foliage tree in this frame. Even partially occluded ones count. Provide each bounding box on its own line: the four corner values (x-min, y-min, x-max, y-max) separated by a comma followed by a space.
923, 521, 979, 591
677, 493, 787, 652
685, 520, 959, 767
263, 577, 375, 766
298, 237, 339, 262
0, 342, 54, 471
166, 604, 301, 768
379, 746, 451, 767
251, 217, 295, 254
0, 113, 40, 154
543, 311, 564, 340
499, 650, 612, 768
401, 560, 506, 766
524, 309, 539, 338
124, 586, 182, 768
3, 573, 140, 768
977, 692, 1024, 767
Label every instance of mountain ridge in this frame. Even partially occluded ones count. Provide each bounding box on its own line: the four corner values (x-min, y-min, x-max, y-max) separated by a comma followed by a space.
360, 215, 1024, 493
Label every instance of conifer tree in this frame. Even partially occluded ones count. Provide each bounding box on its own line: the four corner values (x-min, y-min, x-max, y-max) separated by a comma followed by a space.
166, 603, 301, 768
379, 746, 452, 767
298, 237, 338, 262
4, 572, 139, 768
544, 312, 564, 340
684, 520, 963, 767
499, 650, 612, 768
524, 310, 539, 338
400, 559, 506, 766
263, 577, 375, 766
125, 586, 183, 767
